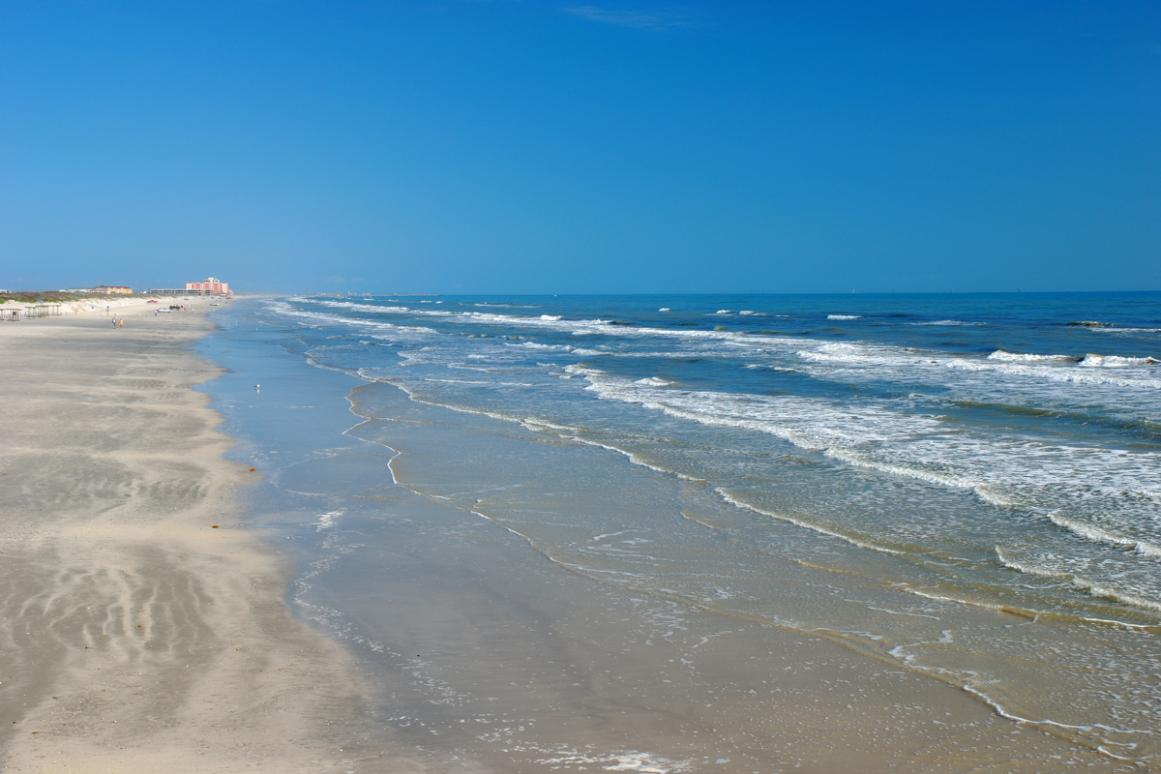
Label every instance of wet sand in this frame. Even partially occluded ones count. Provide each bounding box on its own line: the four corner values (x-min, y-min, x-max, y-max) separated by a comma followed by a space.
0, 302, 408, 772
333, 384, 1140, 772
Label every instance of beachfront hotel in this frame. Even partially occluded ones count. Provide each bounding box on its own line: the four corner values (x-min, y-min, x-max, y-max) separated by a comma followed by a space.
185, 276, 231, 295
144, 276, 234, 297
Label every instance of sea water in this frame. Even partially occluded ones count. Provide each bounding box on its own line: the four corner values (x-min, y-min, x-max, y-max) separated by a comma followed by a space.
205, 292, 1161, 770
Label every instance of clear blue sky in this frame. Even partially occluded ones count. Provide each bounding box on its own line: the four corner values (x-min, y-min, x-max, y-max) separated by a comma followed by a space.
1, 1, 1158, 293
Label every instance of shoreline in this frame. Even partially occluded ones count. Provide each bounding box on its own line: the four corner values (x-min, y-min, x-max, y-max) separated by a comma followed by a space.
0, 301, 400, 771
1, 296, 1146, 771
210, 298, 1137, 772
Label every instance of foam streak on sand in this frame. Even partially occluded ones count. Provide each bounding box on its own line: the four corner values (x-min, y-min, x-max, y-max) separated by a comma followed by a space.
0, 302, 401, 773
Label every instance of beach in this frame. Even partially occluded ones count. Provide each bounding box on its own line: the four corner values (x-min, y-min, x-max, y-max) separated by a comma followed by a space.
0, 294, 1154, 772
3, 0, 1153, 768
0, 301, 395, 772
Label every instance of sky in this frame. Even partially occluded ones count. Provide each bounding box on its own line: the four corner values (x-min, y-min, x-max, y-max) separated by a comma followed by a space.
1, 0, 1158, 294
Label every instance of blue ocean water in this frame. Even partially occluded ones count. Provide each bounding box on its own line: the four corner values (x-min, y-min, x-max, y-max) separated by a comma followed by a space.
237, 292, 1161, 764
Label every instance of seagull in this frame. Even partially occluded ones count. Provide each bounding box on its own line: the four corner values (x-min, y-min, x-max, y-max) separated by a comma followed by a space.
254, 384, 261, 392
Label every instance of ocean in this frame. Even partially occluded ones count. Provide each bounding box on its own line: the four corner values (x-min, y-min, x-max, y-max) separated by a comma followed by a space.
204, 292, 1161, 770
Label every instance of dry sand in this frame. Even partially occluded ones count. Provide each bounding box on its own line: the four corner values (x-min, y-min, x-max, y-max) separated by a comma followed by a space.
0, 301, 411, 772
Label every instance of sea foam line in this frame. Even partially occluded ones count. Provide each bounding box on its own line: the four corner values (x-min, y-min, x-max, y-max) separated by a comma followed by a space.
279, 298, 1161, 398
994, 546, 1161, 614
1045, 512, 1161, 558
899, 583, 1160, 630
796, 340, 1161, 390
566, 363, 1161, 521
715, 488, 903, 555
884, 639, 1151, 762
350, 370, 709, 486
565, 364, 1027, 510
291, 295, 827, 350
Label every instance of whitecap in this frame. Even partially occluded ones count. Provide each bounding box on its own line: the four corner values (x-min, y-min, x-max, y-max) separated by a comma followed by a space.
1090, 326, 1161, 334
988, 350, 1076, 363
1079, 354, 1160, 368
509, 341, 571, 352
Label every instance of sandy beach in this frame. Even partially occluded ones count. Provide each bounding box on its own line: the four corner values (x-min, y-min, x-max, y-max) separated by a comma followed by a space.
0, 296, 1148, 772
0, 301, 393, 772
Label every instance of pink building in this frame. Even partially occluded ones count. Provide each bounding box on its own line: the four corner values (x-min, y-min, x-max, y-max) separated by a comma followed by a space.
185, 277, 231, 295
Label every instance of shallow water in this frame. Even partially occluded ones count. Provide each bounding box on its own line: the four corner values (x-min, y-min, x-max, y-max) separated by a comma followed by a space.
203, 293, 1161, 770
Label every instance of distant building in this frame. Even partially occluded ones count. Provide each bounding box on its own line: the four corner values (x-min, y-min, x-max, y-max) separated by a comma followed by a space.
93, 285, 134, 295
185, 276, 231, 296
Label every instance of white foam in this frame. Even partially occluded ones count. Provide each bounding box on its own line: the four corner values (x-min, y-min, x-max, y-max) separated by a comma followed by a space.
278, 299, 1161, 586
657, 307, 671, 312
717, 488, 903, 555
292, 298, 618, 335
567, 363, 940, 459
1046, 512, 1161, 557
265, 300, 438, 337
316, 510, 344, 531
566, 435, 706, 483
988, 350, 1076, 363
797, 340, 1161, 391
564, 363, 1161, 547
361, 373, 582, 440
827, 314, 860, 320
316, 300, 427, 314
472, 302, 539, 308
531, 747, 692, 773
1079, 354, 1161, 368
508, 341, 572, 352
1090, 326, 1161, 334
996, 547, 1161, 614
291, 297, 834, 355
